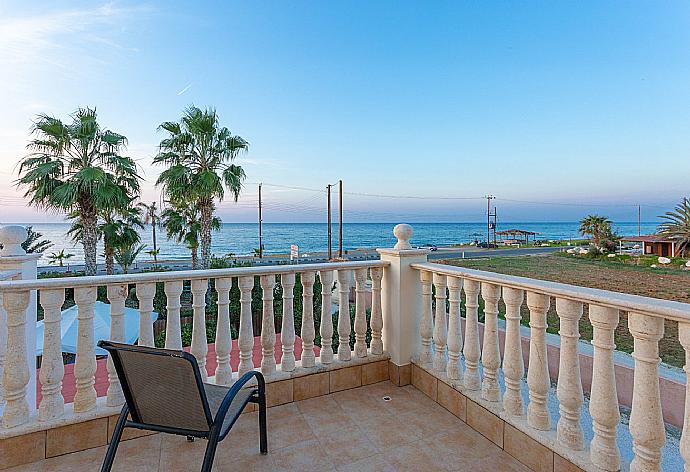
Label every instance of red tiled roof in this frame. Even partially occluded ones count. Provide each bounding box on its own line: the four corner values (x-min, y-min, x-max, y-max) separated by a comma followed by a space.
621, 235, 674, 243
36, 334, 316, 406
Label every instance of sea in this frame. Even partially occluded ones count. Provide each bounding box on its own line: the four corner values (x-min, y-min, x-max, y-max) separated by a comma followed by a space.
16, 222, 661, 266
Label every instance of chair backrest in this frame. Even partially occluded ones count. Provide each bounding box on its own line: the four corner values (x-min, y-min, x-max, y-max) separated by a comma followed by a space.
98, 341, 213, 434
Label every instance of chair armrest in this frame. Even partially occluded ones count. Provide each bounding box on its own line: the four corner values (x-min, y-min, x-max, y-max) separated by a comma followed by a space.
213, 371, 265, 428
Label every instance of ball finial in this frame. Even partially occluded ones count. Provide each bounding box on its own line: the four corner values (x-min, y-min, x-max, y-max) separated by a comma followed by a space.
393, 224, 413, 250
0, 226, 28, 256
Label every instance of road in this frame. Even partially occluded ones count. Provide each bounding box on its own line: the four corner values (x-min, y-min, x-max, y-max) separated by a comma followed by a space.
38, 246, 567, 275
426, 246, 567, 261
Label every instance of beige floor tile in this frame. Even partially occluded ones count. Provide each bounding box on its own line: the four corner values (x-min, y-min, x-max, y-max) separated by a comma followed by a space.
272, 438, 336, 471
318, 426, 380, 464
356, 414, 421, 451
336, 453, 398, 472
380, 440, 452, 472
423, 422, 502, 462
397, 402, 466, 439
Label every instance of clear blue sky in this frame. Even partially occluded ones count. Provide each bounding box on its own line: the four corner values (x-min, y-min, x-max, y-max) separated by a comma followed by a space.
1, 1, 689, 223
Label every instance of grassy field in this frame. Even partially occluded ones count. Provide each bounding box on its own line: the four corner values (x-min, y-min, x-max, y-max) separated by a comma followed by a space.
441, 253, 690, 368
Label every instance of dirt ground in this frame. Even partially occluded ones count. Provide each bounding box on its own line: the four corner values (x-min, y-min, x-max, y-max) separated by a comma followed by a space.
441, 254, 690, 368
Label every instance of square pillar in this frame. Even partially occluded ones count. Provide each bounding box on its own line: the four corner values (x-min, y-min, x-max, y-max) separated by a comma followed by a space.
376, 224, 429, 371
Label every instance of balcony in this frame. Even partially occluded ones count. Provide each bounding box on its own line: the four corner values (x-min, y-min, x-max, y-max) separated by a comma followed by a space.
0, 224, 689, 471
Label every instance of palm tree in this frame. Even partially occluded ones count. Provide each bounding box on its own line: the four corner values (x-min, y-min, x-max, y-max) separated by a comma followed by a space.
155, 106, 247, 269
162, 203, 221, 270
47, 249, 74, 267
17, 108, 140, 275
579, 215, 612, 248
658, 198, 690, 256
101, 206, 143, 275
140, 201, 160, 265
114, 242, 146, 274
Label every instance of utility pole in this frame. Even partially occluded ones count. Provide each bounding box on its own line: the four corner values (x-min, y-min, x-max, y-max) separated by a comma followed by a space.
327, 184, 332, 260
338, 179, 343, 259
486, 195, 495, 246
258, 183, 263, 258
638, 205, 641, 237
494, 207, 497, 247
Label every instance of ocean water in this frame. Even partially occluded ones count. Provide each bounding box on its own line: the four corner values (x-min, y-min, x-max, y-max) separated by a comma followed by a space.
17, 221, 659, 265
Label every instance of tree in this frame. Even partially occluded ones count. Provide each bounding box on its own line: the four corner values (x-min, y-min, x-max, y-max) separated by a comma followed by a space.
114, 242, 146, 274
155, 106, 247, 269
658, 198, 690, 256
23, 226, 53, 253
140, 201, 160, 265
162, 203, 221, 270
101, 206, 143, 275
47, 249, 74, 267
17, 108, 140, 275
579, 215, 613, 248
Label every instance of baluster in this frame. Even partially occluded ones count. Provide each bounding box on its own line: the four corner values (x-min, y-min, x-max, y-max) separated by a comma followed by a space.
38, 289, 65, 421
679, 322, 690, 472
300, 272, 316, 368
555, 298, 584, 450
447, 276, 463, 380
370, 267, 384, 355
73, 287, 97, 413
354, 268, 368, 358
237, 276, 255, 375
502, 287, 525, 416
629, 312, 665, 472
136, 283, 156, 347
281, 273, 296, 372
433, 273, 448, 372
319, 270, 334, 364
106, 285, 127, 407
1, 290, 30, 428
419, 271, 433, 364
589, 305, 621, 471
337, 270, 352, 361
164, 281, 183, 350
214, 278, 233, 385
260, 275, 276, 375
481, 282, 501, 401
463, 279, 481, 390
190, 279, 208, 382
526, 292, 551, 430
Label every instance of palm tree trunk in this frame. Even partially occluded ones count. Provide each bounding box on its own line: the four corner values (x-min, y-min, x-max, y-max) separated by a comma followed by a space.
152, 221, 158, 263
191, 247, 198, 270
105, 247, 114, 275
199, 199, 213, 270
81, 208, 98, 276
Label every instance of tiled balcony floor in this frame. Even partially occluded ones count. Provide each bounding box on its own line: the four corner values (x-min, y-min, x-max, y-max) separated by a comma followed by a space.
8, 381, 530, 471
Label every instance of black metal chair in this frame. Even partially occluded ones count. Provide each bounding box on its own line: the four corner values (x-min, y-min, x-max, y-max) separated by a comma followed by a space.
98, 340, 267, 472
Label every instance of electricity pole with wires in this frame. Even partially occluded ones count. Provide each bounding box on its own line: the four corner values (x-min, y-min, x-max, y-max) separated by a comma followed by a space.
327, 184, 333, 260
339, 179, 343, 259
258, 183, 263, 258
486, 195, 495, 246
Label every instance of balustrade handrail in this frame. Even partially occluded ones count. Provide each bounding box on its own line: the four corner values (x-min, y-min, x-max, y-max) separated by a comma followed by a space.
0, 260, 388, 292
412, 262, 690, 322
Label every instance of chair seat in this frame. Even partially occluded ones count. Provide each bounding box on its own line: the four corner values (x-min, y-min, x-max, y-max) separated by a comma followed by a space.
204, 383, 256, 435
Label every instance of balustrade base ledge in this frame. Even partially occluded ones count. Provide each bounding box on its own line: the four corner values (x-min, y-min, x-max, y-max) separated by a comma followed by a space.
411, 360, 591, 472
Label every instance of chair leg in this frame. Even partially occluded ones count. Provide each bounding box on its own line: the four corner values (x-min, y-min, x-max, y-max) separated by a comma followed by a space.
101, 405, 128, 472
200, 430, 220, 472
258, 394, 268, 455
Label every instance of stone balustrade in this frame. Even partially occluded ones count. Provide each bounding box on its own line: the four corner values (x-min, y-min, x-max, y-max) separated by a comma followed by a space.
2, 223, 690, 471
412, 261, 690, 471
0, 250, 387, 445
